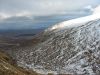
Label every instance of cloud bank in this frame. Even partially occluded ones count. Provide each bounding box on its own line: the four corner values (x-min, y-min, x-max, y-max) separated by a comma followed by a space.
0, 0, 100, 16
93, 5, 100, 14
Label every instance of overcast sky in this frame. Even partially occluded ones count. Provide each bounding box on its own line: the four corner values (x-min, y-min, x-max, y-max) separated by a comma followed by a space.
0, 0, 100, 16
0, 0, 100, 30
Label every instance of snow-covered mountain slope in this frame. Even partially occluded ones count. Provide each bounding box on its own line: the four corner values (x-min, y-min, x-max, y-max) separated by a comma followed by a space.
45, 6, 100, 32
7, 6, 100, 75
46, 14, 100, 32
10, 18, 100, 75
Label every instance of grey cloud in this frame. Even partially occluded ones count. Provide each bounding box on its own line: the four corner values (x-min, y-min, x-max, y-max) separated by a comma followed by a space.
0, 0, 100, 16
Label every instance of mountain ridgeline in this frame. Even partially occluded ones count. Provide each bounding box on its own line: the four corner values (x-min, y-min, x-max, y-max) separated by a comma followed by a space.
0, 11, 100, 75
3, 16, 99, 75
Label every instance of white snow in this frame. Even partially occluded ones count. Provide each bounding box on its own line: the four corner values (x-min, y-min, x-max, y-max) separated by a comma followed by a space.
47, 5, 100, 31
11, 5, 100, 75
93, 5, 100, 14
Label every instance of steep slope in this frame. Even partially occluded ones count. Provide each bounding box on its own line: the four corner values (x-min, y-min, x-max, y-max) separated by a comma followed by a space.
9, 18, 100, 75
0, 51, 42, 75
3, 6, 100, 75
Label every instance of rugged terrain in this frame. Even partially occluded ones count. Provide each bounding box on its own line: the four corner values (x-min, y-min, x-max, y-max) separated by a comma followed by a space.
0, 51, 72, 75
2, 17, 99, 75
0, 51, 42, 75
0, 13, 100, 74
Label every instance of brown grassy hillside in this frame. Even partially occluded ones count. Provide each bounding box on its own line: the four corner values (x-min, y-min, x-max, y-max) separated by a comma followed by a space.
0, 51, 42, 75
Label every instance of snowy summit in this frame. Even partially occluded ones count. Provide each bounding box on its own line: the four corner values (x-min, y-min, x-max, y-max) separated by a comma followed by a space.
3, 5, 100, 75
46, 5, 100, 31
